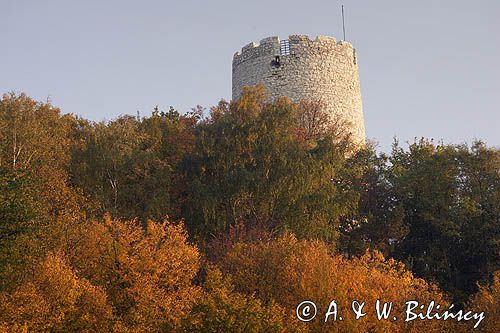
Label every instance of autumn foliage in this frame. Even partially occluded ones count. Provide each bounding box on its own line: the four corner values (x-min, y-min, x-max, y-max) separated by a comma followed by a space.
468, 272, 500, 332
0, 216, 200, 332
219, 234, 451, 332
0, 90, 499, 332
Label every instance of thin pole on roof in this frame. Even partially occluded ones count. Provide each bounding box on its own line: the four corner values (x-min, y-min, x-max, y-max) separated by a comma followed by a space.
342, 5, 346, 41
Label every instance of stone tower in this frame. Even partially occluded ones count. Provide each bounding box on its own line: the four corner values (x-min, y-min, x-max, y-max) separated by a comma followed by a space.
232, 35, 365, 145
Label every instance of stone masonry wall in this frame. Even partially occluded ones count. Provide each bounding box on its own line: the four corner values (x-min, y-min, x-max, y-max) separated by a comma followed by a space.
232, 35, 365, 145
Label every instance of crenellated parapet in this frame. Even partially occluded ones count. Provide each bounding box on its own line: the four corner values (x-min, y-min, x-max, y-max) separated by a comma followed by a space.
233, 35, 356, 67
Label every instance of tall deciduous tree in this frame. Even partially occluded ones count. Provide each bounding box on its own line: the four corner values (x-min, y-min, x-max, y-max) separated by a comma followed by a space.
182, 86, 357, 242
341, 140, 499, 302
69, 107, 199, 221
0, 93, 86, 291
0, 93, 81, 215
391, 140, 500, 301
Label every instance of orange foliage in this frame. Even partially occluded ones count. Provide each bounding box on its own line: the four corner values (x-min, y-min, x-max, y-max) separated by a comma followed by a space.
0, 253, 114, 332
220, 233, 452, 332
71, 216, 201, 331
0, 216, 201, 332
468, 271, 500, 332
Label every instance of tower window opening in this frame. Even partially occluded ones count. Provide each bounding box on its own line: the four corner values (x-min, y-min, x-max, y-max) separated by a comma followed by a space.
271, 55, 281, 68
280, 40, 290, 55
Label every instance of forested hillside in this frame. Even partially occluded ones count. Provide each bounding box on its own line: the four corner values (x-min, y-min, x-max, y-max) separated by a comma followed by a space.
0, 87, 498, 332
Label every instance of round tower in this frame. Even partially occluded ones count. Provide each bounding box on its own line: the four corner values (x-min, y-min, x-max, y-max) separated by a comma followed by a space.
232, 35, 365, 145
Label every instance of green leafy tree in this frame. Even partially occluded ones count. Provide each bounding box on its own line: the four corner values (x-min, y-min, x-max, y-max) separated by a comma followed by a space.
69, 107, 198, 221
0, 168, 39, 290
390, 140, 500, 301
181, 86, 357, 242
339, 145, 407, 256
340, 139, 499, 302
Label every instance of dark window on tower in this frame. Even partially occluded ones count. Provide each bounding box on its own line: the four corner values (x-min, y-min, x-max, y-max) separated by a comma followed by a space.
271, 55, 281, 68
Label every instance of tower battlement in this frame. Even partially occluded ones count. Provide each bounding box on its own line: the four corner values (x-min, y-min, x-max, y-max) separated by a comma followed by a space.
232, 34, 365, 145
233, 35, 356, 67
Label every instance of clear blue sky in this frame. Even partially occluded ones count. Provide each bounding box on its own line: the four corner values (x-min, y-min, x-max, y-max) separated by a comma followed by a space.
2, 0, 499, 151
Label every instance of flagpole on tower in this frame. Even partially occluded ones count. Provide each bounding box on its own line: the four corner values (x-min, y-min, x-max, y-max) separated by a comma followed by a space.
342, 5, 346, 41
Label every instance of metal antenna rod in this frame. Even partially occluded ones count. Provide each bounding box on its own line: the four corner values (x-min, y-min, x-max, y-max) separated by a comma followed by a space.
342, 5, 346, 41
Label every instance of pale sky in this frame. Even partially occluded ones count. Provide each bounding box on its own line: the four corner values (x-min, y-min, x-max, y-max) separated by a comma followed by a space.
2, 0, 499, 151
